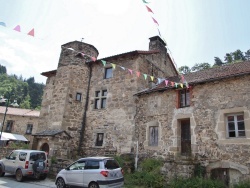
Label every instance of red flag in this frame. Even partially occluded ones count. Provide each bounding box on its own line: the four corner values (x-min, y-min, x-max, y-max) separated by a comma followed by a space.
91, 57, 96, 61
27, 28, 34, 37
13, 25, 21, 32
151, 17, 159, 26
145, 5, 154, 13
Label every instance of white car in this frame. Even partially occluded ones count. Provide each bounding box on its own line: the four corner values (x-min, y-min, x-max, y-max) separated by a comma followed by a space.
0, 149, 49, 182
55, 157, 124, 188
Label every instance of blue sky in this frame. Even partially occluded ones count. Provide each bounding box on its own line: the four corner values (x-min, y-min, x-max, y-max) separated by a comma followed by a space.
0, 0, 249, 83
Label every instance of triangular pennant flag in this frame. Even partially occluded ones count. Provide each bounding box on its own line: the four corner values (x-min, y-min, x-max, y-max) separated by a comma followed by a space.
175, 83, 178, 88
128, 69, 133, 74
157, 78, 161, 84
143, 74, 148, 80
111, 63, 116, 69
13, 25, 21, 32
151, 17, 159, 26
120, 66, 125, 70
101, 60, 106, 66
181, 75, 185, 82
145, 5, 154, 13
27, 28, 34, 37
171, 82, 174, 87
165, 80, 169, 86
136, 71, 140, 78
150, 76, 154, 81
91, 57, 96, 61
180, 83, 183, 88
0, 22, 6, 27
157, 28, 161, 36
185, 82, 189, 88
142, 0, 150, 4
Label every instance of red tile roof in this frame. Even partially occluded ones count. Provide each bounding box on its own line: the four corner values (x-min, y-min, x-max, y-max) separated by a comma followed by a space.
0, 107, 40, 117
136, 61, 250, 95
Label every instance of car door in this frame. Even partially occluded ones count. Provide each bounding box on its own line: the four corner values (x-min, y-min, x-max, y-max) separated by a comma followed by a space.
83, 160, 100, 187
4, 151, 18, 174
65, 160, 85, 187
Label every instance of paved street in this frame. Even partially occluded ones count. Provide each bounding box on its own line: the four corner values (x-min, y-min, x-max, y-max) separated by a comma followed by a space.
0, 174, 56, 188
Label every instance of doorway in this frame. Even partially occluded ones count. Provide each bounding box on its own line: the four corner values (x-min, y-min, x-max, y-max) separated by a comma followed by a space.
41, 143, 49, 155
181, 119, 191, 155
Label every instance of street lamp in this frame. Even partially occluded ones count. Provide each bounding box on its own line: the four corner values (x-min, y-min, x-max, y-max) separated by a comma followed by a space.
0, 93, 11, 142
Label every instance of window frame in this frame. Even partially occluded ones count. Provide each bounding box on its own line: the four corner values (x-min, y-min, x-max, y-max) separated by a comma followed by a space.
149, 126, 159, 146
95, 133, 104, 146
178, 89, 190, 108
94, 90, 107, 109
104, 67, 113, 79
26, 124, 33, 134
76, 92, 82, 102
5, 120, 13, 133
226, 113, 245, 138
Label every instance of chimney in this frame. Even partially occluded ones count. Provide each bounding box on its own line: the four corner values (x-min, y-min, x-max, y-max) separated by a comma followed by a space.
149, 36, 167, 54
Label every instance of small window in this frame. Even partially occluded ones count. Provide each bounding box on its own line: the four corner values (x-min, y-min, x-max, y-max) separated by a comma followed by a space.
69, 160, 86, 170
76, 93, 82, 101
19, 152, 27, 161
5, 121, 13, 133
26, 124, 33, 134
149, 126, 158, 146
95, 133, 104, 146
179, 89, 190, 108
94, 90, 107, 109
104, 159, 120, 169
227, 114, 245, 138
85, 160, 100, 169
104, 67, 113, 79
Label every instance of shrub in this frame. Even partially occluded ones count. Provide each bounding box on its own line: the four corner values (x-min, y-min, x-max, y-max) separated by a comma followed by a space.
233, 180, 250, 188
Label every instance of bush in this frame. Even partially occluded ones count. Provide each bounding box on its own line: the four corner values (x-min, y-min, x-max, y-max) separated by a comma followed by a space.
233, 180, 250, 188
168, 177, 225, 188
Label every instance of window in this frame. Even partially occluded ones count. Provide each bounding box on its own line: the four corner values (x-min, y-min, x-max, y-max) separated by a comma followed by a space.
76, 93, 82, 101
149, 126, 158, 146
94, 90, 107, 109
179, 89, 190, 108
26, 124, 33, 134
5, 120, 13, 133
227, 114, 245, 138
69, 160, 86, 170
85, 160, 100, 169
95, 133, 104, 146
104, 67, 113, 79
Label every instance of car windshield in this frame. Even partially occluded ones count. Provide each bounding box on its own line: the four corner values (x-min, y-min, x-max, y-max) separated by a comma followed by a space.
104, 159, 120, 170
29, 152, 46, 161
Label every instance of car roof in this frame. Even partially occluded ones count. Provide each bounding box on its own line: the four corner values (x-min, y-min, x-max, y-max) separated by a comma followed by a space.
78, 156, 114, 161
13, 149, 45, 153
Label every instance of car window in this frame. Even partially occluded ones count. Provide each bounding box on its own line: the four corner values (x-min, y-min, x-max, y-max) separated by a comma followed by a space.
85, 160, 100, 169
29, 152, 46, 161
19, 152, 27, 161
69, 161, 85, 170
104, 159, 120, 169
8, 151, 18, 160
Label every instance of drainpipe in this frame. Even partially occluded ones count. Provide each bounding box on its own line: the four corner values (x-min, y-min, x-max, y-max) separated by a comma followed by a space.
78, 61, 92, 155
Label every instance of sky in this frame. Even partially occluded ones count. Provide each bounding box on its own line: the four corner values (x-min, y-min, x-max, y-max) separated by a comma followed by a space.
0, 0, 250, 84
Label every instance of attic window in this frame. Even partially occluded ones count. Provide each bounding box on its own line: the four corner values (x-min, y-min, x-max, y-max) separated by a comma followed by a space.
104, 67, 113, 79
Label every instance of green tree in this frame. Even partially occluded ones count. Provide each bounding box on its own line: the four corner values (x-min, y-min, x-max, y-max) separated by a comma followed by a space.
213, 57, 223, 66
0, 64, 7, 74
245, 49, 250, 60
232, 49, 246, 62
19, 95, 31, 109
191, 63, 211, 72
178, 66, 191, 74
224, 53, 233, 64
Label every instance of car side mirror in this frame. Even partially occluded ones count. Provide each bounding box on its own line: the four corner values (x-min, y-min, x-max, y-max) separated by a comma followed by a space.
5, 156, 9, 159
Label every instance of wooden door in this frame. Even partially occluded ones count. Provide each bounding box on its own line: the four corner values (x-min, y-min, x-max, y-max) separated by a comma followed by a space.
181, 119, 191, 155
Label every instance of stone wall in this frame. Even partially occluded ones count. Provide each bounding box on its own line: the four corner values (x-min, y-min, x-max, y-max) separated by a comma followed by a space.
135, 75, 250, 183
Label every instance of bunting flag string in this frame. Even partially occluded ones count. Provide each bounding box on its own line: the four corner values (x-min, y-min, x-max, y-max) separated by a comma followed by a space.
62, 46, 189, 89
0, 22, 35, 37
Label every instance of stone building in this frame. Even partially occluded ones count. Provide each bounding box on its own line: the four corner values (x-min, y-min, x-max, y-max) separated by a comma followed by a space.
34, 35, 250, 185
0, 106, 40, 147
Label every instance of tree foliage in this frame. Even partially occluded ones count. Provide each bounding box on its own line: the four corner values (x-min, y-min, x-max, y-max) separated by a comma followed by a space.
191, 63, 211, 72
0, 64, 44, 109
178, 66, 191, 74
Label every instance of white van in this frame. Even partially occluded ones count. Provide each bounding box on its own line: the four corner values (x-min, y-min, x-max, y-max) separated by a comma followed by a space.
0, 149, 49, 181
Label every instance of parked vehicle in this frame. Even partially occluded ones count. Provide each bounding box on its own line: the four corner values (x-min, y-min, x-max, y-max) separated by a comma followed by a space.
55, 156, 124, 188
0, 149, 48, 182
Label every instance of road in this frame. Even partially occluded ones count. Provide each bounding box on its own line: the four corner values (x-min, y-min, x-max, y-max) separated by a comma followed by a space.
0, 174, 56, 188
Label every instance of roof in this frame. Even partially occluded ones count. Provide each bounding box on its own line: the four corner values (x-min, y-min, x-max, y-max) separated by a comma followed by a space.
41, 70, 56, 77
1, 132, 28, 142
136, 61, 250, 95
33, 129, 72, 138
0, 107, 40, 117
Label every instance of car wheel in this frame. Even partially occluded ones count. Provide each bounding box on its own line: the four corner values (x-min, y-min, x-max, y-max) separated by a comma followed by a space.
0, 166, 5, 177
16, 169, 24, 182
88, 182, 99, 188
56, 177, 66, 188
39, 174, 47, 180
